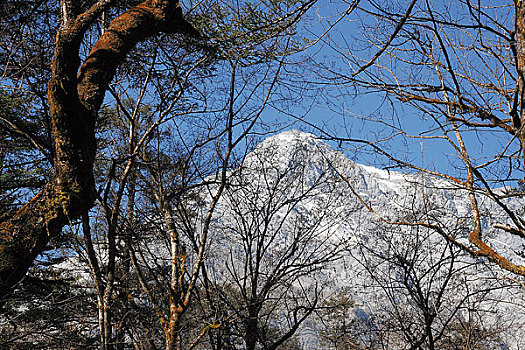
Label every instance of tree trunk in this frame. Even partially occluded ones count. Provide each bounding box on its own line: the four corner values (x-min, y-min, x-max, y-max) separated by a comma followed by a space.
166, 308, 183, 350
0, 0, 199, 303
514, 1, 525, 168
245, 308, 259, 350
164, 203, 185, 350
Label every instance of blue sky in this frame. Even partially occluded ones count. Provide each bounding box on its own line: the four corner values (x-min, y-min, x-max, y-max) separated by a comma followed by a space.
255, 0, 523, 187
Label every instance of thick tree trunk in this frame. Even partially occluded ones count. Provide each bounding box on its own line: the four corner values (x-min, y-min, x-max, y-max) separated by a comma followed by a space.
0, 0, 198, 303
245, 307, 260, 350
166, 307, 183, 350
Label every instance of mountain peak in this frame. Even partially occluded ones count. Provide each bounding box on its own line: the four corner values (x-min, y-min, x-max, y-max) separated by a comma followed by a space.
255, 129, 332, 155
246, 130, 337, 166
265, 129, 319, 143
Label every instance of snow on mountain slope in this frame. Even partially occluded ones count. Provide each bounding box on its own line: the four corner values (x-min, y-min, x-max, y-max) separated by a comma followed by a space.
262, 131, 525, 266
206, 130, 525, 349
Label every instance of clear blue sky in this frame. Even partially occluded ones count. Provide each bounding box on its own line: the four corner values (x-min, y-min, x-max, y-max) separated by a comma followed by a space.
256, 0, 522, 187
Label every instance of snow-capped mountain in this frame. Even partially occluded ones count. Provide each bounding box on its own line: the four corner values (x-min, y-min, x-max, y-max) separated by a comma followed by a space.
244, 130, 525, 261
205, 129, 525, 349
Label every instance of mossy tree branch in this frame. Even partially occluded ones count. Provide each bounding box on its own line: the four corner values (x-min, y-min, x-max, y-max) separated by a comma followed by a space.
0, 0, 199, 303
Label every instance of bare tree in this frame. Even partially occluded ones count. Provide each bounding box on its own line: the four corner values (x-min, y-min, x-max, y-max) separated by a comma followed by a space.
199, 132, 349, 350
351, 222, 511, 349
305, 0, 525, 277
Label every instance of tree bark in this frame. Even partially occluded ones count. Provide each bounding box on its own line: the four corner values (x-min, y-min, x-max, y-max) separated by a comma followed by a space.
245, 306, 260, 350
162, 201, 186, 350
0, 0, 199, 303
514, 1, 525, 168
